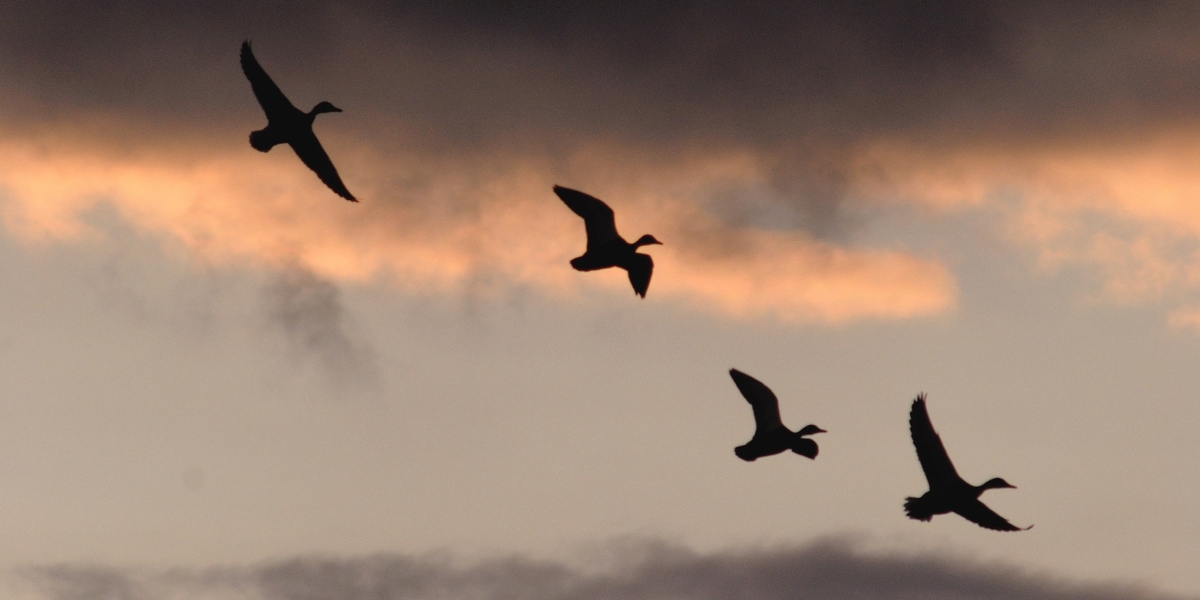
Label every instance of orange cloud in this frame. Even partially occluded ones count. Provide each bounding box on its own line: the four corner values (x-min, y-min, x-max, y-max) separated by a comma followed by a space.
1168, 306, 1200, 333
850, 133, 1200, 312
0, 126, 956, 324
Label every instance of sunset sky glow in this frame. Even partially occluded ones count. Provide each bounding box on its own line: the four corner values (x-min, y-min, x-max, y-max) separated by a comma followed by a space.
2, 2, 1200, 599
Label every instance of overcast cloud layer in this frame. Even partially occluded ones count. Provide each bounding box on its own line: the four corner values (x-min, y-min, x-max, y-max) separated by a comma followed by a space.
4, 1, 1199, 146
5, 1, 1200, 322
7, 540, 1193, 600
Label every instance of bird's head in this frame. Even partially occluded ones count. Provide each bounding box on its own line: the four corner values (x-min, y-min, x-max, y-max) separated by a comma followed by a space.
980, 477, 1016, 491
310, 101, 343, 115
633, 234, 663, 248
798, 424, 827, 436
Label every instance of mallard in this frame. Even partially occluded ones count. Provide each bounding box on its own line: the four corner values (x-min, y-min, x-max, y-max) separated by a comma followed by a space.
904, 394, 1031, 531
729, 369, 826, 461
553, 185, 661, 297
240, 41, 356, 201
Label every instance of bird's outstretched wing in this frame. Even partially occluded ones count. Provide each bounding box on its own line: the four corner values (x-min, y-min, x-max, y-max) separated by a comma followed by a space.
954, 499, 1030, 532
553, 186, 619, 250
240, 41, 297, 117
910, 394, 960, 488
625, 252, 653, 298
730, 369, 784, 435
289, 133, 357, 201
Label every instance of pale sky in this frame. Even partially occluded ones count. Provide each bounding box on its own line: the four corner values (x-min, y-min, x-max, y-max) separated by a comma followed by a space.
1, 2, 1200, 599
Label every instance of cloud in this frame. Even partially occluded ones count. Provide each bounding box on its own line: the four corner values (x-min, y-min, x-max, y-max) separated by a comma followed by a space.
263, 264, 379, 388
10, 1, 1200, 323
0, 126, 955, 323
845, 134, 1200, 310
6, 539, 1191, 600
3, 1, 1195, 150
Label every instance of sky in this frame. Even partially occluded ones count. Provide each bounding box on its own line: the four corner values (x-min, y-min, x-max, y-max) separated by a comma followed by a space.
2, 1, 1200, 598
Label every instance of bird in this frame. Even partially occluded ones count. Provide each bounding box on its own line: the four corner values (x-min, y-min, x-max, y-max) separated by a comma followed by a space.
904, 394, 1031, 531
728, 368, 826, 461
240, 41, 357, 202
553, 185, 661, 298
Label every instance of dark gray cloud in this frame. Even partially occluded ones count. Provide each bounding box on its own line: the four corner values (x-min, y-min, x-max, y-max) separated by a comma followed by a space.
3, 1, 1199, 235
19, 565, 145, 600
12, 539, 1193, 600
3, 1, 1197, 139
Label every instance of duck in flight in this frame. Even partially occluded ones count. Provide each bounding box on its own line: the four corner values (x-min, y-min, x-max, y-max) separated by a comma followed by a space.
240, 41, 356, 202
553, 185, 661, 298
905, 394, 1031, 531
729, 369, 826, 461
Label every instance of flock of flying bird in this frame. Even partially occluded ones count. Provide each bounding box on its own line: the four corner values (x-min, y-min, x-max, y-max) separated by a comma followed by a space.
241, 41, 1030, 533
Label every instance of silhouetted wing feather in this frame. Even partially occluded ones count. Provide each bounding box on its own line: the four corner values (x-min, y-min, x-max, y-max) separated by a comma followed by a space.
625, 253, 653, 298
553, 186, 619, 250
954, 499, 1027, 531
910, 395, 961, 488
289, 133, 357, 201
730, 369, 784, 435
241, 41, 297, 117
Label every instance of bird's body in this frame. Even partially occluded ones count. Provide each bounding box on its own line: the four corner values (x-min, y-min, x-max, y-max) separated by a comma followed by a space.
904, 477, 1011, 522
553, 186, 660, 298
905, 394, 1030, 531
240, 41, 356, 202
729, 369, 825, 461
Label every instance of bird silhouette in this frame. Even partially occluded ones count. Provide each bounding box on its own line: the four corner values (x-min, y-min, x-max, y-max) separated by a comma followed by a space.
553, 185, 661, 298
240, 41, 356, 202
729, 369, 826, 461
904, 394, 1031, 531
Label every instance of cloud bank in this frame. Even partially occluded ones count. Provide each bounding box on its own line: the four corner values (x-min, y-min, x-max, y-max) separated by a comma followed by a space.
7, 1, 1200, 322
0, 129, 955, 323
7, 539, 1190, 600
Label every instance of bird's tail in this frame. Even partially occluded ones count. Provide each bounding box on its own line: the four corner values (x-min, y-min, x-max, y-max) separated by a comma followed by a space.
904, 496, 935, 521
249, 128, 284, 152
569, 255, 606, 272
